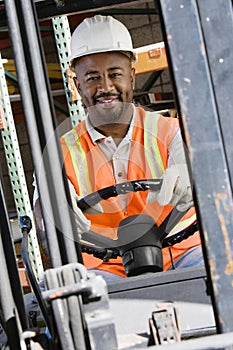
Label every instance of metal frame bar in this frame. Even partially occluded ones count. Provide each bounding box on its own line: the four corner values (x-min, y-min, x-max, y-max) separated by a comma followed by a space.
36, 0, 150, 19
0, 54, 44, 280
141, 70, 164, 92
0, 179, 29, 338
196, 0, 233, 187
4, 0, 82, 267
158, 0, 233, 333
0, 0, 154, 28
0, 237, 22, 350
52, 15, 86, 126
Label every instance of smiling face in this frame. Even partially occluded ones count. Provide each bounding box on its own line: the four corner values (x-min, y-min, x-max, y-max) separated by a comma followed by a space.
74, 51, 135, 129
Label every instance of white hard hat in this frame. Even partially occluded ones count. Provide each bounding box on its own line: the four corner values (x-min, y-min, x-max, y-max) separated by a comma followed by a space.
70, 15, 137, 67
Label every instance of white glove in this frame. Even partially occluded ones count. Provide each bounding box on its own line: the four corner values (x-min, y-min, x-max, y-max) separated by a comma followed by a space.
147, 164, 193, 212
68, 180, 103, 234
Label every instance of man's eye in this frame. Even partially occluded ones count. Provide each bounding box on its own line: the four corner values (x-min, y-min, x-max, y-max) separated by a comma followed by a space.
110, 72, 122, 78
86, 76, 99, 82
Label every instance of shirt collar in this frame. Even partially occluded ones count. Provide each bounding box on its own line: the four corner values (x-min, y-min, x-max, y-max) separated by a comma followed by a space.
86, 104, 136, 144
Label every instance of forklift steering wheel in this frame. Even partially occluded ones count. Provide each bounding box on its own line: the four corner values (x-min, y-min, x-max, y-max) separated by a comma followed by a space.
77, 179, 162, 211
78, 179, 198, 276
78, 179, 197, 249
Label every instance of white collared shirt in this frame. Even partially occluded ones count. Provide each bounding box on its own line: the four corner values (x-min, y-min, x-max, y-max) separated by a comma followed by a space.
86, 104, 136, 208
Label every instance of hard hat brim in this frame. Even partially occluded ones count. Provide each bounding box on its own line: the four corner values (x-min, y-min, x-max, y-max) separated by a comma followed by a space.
70, 49, 137, 69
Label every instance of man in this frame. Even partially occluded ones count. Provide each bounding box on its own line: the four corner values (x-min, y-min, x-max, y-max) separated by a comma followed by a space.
58, 15, 203, 280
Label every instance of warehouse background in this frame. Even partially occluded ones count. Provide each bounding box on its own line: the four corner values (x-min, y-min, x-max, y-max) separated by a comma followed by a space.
0, 0, 174, 215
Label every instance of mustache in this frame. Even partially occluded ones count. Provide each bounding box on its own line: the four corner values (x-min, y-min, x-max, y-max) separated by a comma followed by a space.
94, 92, 121, 100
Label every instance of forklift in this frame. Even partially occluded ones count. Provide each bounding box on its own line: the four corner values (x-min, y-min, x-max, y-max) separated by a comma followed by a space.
0, 0, 233, 349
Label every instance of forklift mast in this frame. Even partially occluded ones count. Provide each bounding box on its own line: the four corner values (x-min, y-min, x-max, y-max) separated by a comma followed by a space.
0, 0, 233, 349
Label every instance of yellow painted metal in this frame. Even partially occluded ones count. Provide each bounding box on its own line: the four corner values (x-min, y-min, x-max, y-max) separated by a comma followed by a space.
134, 42, 168, 75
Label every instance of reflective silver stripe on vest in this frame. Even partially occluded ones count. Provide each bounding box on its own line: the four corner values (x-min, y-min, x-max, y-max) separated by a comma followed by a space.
144, 112, 165, 178
62, 129, 92, 197
144, 112, 196, 233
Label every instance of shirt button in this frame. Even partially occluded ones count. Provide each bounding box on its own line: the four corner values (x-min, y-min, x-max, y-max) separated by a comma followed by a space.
118, 172, 123, 177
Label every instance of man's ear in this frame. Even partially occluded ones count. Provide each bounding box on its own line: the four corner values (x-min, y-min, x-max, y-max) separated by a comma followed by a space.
131, 67, 136, 89
73, 76, 82, 95
67, 68, 81, 101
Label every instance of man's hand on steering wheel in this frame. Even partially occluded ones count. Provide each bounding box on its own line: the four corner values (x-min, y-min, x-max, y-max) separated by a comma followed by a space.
147, 163, 193, 212
68, 180, 103, 234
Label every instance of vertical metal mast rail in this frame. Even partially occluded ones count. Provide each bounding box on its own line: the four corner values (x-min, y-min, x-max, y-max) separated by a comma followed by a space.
0, 54, 44, 280
52, 16, 86, 127
158, 0, 233, 334
0, 238, 21, 350
4, 0, 82, 267
0, 179, 29, 348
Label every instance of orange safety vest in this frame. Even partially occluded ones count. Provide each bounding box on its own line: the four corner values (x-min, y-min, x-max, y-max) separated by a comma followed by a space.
61, 107, 201, 276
